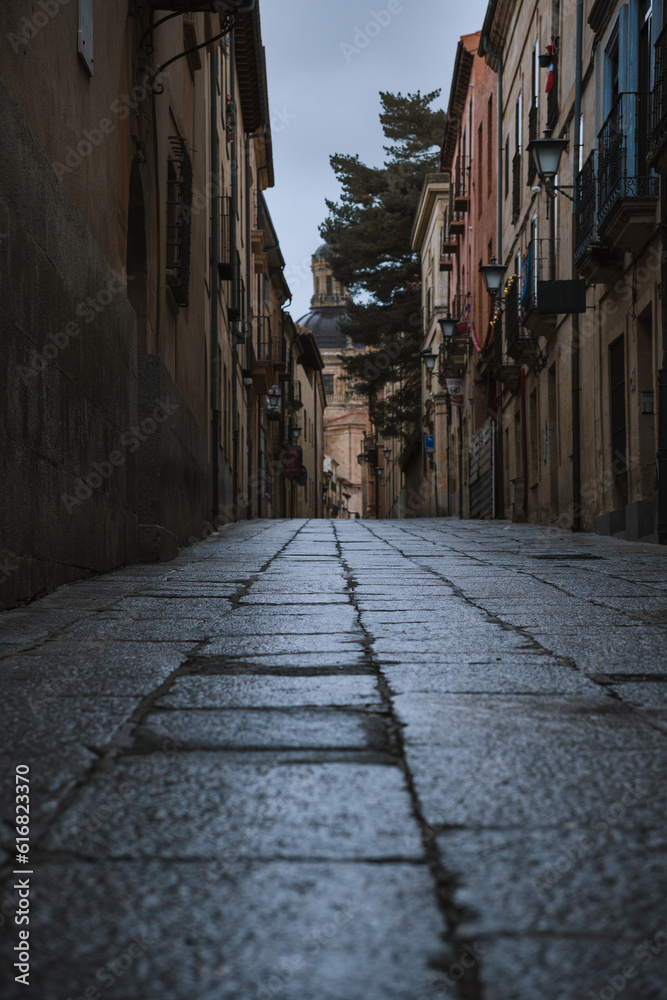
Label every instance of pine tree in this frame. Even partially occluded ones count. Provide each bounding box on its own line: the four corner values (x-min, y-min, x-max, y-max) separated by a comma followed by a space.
319, 90, 445, 440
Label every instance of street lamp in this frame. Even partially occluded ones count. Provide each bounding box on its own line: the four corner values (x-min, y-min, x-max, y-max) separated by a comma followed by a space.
527, 129, 568, 181
421, 349, 438, 373
438, 315, 457, 339
383, 447, 391, 461
266, 384, 281, 417
291, 426, 301, 442
479, 258, 506, 296
376, 466, 383, 477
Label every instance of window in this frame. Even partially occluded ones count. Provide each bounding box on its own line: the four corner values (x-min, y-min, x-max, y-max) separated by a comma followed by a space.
166, 137, 193, 307
505, 136, 510, 197
326, 274, 333, 296
323, 374, 334, 397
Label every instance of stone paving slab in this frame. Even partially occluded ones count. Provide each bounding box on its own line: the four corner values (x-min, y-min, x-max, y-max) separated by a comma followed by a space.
45, 756, 422, 861
435, 825, 667, 936
134, 708, 389, 751
0, 640, 191, 696
0, 860, 451, 1000
406, 744, 666, 827
157, 675, 382, 708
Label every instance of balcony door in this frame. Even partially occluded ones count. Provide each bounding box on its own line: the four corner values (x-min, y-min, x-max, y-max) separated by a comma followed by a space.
638, 0, 653, 175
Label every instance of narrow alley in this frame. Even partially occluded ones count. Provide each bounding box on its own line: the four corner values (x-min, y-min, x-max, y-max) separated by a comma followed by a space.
1, 519, 667, 999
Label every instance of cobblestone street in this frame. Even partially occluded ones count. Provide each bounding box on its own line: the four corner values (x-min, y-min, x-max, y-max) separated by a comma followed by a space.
2, 518, 667, 1000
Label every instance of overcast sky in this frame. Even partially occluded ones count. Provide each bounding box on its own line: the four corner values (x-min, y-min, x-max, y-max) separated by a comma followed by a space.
260, 0, 490, 321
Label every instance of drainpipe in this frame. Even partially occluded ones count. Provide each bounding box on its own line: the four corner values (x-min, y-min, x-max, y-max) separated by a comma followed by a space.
244, 135, 253, 518
210, 50, 220, 526
520, 368, 528, 513
571, 0, 584, 532
480, 32, 505, 517
658, 178, 667, 542
230, 30, 239, 515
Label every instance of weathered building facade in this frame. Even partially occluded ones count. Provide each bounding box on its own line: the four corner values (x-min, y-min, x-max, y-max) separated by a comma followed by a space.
416, 0, 665, 542
478, 0, 663, 540
0, 2, 322, 610
414, 32, 499, 521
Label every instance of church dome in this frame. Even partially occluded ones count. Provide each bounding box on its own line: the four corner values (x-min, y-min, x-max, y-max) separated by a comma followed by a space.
298, 242, 363, 351
297, 306, 350, 350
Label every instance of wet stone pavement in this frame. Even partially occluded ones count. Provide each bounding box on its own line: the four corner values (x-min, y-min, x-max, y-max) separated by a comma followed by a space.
1, 519, 667, 1000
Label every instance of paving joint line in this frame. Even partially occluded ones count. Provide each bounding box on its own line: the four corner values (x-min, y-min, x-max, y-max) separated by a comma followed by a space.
333, 522, 487, 1000
360, 522, 667, 737
0, 521, 307, 882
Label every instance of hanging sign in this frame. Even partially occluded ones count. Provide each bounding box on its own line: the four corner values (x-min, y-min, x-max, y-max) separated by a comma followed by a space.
446, 379, 464, 405
282, 447, 302, 477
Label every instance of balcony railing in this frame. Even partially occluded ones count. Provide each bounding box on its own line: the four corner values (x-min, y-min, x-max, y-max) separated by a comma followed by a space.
454, 154, 470, 209
166, 137, 192, 308
257, 315, 271, 361
289, 381, 302, 409
218, 196, 233, 280
528, 100, 538, 183
505, 277, 521, 352
651, 26, 667, 163
512, 149, 521, 223
598, 92, 658, 226
225, 250, 244, 324
575, 151, 597, 261
520, 240, 552, 316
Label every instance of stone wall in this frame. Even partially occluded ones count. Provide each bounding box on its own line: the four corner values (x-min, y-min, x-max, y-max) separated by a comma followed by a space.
0, 80, 138, 608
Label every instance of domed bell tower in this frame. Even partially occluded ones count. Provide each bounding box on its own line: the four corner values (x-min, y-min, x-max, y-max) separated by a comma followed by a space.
310, 245, 348, 309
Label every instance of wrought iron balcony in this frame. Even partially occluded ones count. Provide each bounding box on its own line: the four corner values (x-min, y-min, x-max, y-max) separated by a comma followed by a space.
289, 381, 303, 409
440, 224, 457, 269
454, 154, 470, 211
256, 315, 271, 361
218, 196, 233, 281
166, 137, 192, 308
650, 26, 667, 173
575, 151, 625, 282
225, 251, 244, 325
505, 277, 545, 371
575, 151, 597, 261
598, 92, 658, 253
512, 150, 521, 224
521, 240, 587, 333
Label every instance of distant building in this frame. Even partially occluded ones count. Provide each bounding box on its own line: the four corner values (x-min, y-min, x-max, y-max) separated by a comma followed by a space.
298, 246, 371, 517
